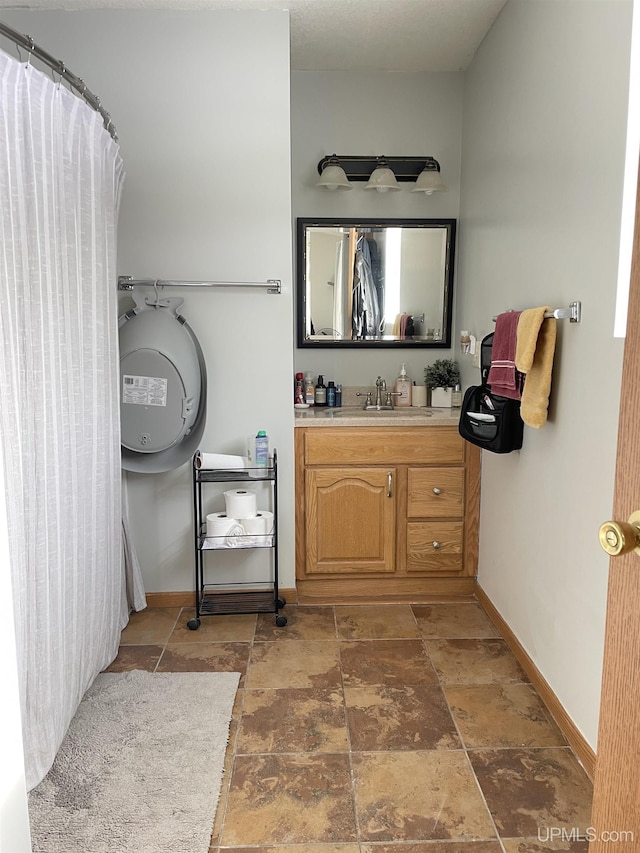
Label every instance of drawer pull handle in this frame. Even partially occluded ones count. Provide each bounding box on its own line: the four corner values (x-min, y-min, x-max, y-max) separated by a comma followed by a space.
433, 487, 442, 495
432, 541, 441, 550
387, 472, 393, 498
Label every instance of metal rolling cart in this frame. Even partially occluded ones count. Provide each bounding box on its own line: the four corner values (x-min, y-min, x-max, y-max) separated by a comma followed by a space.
188, 449, 287, 629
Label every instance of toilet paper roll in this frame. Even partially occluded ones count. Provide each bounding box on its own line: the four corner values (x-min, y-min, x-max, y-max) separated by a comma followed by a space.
195, 452, 249, 470
411, 385, 427, 407
241, 514, 268, 535
206, 512, 242, 538
224, 488, 257, 518
259, 510, 274, 534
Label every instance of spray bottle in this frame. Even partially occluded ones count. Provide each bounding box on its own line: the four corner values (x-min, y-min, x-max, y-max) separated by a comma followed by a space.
255, 430, 269, 468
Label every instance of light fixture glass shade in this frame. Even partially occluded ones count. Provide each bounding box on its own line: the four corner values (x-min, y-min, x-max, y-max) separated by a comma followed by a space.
364, 165, 401, 192
317, 161, 352, 191
412, 168, 447, 195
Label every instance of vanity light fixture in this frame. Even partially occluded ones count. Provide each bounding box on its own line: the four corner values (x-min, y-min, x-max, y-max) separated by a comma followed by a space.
412, 161, 447, 195
316, 154, 446, 194
316, 155, 353, 191
364, 157, 401, 193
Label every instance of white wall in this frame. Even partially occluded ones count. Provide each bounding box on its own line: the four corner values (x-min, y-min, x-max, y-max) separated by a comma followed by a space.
456, 0, 632, 749
2, 8, 295, 593
291, 71, 464, 388
0, 458, 31, 852
306, 229, 342, 331
401, 228, 449, 328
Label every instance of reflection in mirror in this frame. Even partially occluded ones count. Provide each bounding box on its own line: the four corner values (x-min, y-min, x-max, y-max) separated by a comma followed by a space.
297, 218, 456, 348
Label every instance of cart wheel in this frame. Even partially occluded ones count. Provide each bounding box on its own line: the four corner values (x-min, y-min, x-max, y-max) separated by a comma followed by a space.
187, 618, 201, 630
275, 614, 288, 627
276, 596, 286, 609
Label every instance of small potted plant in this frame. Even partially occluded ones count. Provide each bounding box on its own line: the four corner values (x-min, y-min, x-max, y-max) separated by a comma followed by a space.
424, 359, 460, 407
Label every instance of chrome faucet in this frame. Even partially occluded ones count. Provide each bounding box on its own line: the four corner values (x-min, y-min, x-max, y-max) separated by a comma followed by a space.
356, 377, 397, 410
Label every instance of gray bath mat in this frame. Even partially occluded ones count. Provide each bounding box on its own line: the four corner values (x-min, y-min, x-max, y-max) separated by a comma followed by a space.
28, 670, 240, 853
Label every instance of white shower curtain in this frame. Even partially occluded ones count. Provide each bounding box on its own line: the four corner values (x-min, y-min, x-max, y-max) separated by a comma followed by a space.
0, 48, 128, 790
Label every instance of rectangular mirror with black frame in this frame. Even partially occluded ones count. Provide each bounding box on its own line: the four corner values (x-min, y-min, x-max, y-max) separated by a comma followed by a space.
296, 217, 456, 348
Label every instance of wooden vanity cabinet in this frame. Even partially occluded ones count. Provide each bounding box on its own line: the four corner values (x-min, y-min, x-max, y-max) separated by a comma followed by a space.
295, 425, 480, 601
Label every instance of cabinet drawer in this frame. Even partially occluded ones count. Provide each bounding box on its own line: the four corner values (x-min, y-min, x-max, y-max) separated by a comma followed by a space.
407, 521, 463, 572
408, 468, 464, 518
304, 427, 464, 466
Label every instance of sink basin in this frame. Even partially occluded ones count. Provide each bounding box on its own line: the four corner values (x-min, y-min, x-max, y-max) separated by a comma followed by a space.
324, 407, 436, 418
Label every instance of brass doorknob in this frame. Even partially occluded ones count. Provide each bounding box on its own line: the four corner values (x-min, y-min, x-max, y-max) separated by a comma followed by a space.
599, 511, 640, 557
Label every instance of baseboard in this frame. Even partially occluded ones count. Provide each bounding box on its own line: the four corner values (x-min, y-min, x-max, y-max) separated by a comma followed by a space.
144, 588, 298, 610
475, 582, 596, 780
144, 591, 195, 608
297, 591, 478, 605
296, 576, 476, 603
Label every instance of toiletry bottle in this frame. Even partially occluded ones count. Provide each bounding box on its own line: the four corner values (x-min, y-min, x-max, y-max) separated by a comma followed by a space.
295, 372, 304, 404
335, 383, 342, 407
394, 363, 412, 407
304, 373, 315, 406
255, 430, 269, 469
451, 384, 462, 408
315, 374, 327, 407
326, 381, 336, 407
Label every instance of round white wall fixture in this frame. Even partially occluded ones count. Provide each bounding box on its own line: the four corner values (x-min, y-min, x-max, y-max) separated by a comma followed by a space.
119, 296, 207, 473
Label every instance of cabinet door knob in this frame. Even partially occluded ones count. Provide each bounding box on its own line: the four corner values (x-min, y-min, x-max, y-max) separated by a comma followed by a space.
433, 487, 442, 495
387, 472, 393, 498
432, 541, 441, 550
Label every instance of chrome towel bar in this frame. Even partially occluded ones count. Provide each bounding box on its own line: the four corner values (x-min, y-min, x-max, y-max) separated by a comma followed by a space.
492, 301, 581, 323
118, 276, 281, 294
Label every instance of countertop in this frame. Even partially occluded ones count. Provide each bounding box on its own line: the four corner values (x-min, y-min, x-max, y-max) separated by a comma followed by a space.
294, 406, 461, 427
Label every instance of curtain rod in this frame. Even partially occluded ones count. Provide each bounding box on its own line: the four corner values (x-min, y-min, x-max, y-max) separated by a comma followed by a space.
0, 21, 117, 141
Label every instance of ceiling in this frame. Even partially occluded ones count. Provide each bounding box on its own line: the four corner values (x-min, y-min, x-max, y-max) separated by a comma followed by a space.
0, 0, 508, 72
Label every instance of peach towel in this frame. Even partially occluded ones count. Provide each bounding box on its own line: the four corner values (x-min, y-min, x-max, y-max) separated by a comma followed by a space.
515, 307, 557, 429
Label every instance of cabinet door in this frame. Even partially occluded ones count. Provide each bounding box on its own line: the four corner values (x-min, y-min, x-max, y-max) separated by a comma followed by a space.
305, 467, 396, 574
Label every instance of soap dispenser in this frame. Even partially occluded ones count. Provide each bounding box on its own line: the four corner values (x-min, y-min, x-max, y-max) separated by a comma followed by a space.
394, 363, 412, 407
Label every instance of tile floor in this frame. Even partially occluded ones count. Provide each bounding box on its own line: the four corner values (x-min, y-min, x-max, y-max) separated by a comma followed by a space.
108, 602, 593, 853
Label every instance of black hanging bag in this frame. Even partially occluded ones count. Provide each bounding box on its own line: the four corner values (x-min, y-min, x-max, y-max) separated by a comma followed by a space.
458, 332, 524, 454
